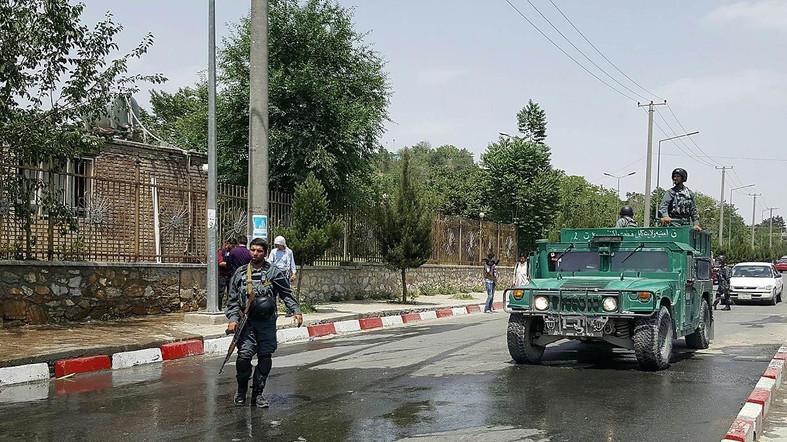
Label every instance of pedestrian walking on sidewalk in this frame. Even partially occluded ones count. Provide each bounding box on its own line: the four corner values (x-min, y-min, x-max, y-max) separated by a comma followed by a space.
268, 236, 297, 283
225, 238, 303, 408
713, 255, 732, 311
513, 254, 529, 287
483, 252, 498, 313
217, 237, 237, 309
227, 235, 252, 274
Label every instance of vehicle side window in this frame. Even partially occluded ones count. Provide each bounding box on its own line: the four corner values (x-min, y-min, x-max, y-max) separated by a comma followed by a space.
696, 259, 711, 281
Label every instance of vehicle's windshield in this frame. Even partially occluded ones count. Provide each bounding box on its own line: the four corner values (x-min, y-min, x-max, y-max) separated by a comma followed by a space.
610, 251, 670, 272
732, 266, 773, 278
550, 252, 600, 272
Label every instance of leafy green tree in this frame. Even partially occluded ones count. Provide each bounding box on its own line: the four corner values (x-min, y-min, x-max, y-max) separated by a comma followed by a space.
516, 99, 547, 144
482, 135, 560, 252
373, 149, 433, 303
547, 175, 621, 241
278, 174, 342, 301
147, 0, 390, 206
0, 0, 162, 258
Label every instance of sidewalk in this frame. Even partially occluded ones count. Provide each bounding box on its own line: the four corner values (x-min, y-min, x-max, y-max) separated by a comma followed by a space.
0, 291, 496, 369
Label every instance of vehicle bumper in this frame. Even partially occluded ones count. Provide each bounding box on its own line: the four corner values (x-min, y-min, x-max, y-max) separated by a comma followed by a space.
730, 291, 774, 301
506, 308, 651, 338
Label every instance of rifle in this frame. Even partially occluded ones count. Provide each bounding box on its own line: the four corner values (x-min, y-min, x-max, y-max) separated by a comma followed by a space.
218, 264, 255, 375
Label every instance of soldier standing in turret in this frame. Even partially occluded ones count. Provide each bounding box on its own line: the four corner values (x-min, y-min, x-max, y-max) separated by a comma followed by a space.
615, 205, 638, 228
658, 168, 702, 231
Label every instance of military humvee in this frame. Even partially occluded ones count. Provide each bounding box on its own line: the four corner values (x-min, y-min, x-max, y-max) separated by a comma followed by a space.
504, 226, 714, 370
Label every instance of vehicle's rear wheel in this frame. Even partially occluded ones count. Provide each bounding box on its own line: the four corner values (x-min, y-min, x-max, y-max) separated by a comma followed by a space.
507, 314, 545, 364
685, 299, 711, 349
633, 305, 673, 371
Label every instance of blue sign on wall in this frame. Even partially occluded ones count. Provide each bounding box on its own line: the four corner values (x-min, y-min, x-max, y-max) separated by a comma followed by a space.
252, 215, 268, 241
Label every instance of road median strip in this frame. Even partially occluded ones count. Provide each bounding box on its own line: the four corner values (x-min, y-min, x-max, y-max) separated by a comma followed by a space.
723, 342, 787, 442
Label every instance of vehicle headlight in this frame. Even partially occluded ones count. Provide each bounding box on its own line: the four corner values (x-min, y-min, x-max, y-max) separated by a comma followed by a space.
512, 289, 525, 300
534, 296, 549, 311
602, 297, 618, 312
764, 285, 774, 290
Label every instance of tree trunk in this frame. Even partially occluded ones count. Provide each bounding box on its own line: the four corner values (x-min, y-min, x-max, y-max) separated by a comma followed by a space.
401, 268, 407, 304
296, 263, 304, 304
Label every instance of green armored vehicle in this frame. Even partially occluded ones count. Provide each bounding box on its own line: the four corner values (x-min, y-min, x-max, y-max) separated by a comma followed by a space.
504, 226, 714, 370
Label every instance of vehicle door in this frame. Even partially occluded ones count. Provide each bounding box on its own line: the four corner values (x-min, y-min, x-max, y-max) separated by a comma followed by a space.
773, 266, 784, 293
683, 254, 698, 329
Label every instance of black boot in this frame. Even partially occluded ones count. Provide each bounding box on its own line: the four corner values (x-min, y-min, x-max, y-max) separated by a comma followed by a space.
251, 386, 269, 408
234, 384, 247, 406
722, 303, 731, 311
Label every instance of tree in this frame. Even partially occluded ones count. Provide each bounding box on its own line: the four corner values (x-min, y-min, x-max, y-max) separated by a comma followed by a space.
278, 174, 342, 301
147, 0, 390, 206
516, 99, 547, 144
547, 175, 621, 241
374, 149, 433, 303
482, 135, 560, 252
0, 0, 162, 258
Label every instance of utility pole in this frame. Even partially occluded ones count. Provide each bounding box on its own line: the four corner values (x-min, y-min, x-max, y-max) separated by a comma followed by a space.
206, 0, 219, 313
767, 207, 780, 249
749, 193, 761, 249
638, 100, 667, 227
716, 166, 732, 248
248, 0, 269, 242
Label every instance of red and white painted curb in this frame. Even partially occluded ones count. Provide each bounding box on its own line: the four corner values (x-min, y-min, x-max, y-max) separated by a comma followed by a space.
0, 302, 496, 387
722, 345, 787, 441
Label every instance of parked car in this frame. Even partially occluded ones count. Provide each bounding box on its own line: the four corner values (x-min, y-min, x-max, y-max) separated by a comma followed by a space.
776, 257, 787, 273
730, 262, 784, 305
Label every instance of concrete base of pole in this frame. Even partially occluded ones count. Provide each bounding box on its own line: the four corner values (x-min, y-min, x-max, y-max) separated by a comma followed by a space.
183, 311, 228, 325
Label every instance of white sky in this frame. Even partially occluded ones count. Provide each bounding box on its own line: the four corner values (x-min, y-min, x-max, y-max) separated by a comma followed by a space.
78, 0, 787, 224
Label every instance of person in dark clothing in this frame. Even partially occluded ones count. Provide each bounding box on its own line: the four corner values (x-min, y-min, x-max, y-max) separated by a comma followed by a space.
658, 168, 701, 231
615, 205, 637, 228
225, 238, 303, 408
227, 235, 252, 274
713, 255, 732, 311
217, 238, 237, 309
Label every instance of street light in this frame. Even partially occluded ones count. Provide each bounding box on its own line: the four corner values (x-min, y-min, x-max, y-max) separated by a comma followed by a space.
729, 184, 755, 248
656, 131, 700, 189
603, 171, 637, 200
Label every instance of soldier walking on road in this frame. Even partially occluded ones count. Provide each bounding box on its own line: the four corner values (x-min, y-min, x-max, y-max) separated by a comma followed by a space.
713, 255, 732, 311
615, 206, 638, 228
225, 238, 303, 408
658, 168, 702, 231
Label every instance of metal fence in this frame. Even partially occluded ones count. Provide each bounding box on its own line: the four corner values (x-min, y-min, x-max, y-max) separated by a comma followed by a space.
1, 165, 516, 266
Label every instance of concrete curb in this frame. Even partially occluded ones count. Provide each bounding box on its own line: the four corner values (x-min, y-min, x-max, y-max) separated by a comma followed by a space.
722, 344, 787, 441
0, 300, 497, 386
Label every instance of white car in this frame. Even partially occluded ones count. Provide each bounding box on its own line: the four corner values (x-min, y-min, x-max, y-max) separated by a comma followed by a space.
730, 262, 784, 305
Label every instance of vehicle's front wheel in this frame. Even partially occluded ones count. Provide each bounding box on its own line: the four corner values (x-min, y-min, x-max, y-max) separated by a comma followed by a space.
507, 314, 545, 364
633, 305, 673, 371
685, 299, 711, 349
770, 289, 777, 306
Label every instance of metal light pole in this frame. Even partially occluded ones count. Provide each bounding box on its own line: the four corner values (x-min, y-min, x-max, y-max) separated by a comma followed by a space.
638, 100, 667, 227
716, 166, 732, 248
767, 208, 780, 249
656, 131, 699, 190
206, 0, 219, 313
603, 171, 636, 200
729, 184, 755, 248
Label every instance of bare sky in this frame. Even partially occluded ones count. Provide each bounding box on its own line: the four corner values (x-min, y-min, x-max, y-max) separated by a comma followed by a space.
79, 0, 787, 224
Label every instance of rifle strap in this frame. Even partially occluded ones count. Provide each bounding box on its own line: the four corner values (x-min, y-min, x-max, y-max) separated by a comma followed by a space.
244, 264, 255, 314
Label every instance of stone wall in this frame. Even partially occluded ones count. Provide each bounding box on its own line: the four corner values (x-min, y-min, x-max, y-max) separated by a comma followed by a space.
0, 261, 206, 327
295, 264, 514, 303
0, 261, 510, 326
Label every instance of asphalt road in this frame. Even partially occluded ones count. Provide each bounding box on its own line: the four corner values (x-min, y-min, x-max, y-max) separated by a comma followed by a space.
2, 293, 787, 442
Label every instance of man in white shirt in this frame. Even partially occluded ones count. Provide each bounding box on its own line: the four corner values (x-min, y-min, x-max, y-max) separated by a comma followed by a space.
513, 254, 529, 287
268, 236, 297, 283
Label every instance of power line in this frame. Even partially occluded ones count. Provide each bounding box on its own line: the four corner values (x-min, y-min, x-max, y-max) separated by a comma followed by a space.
545, 0, 663, 101
652, 110, 715, 168
519, 0, 651, 102
502, 0, 638, 102
665, 103, 720, 166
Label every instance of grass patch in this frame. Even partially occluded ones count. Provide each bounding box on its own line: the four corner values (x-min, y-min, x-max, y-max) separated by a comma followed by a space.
450, 293, 475, 300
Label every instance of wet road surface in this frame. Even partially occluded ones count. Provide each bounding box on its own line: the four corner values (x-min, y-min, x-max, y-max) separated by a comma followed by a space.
2, 300, 787, 441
